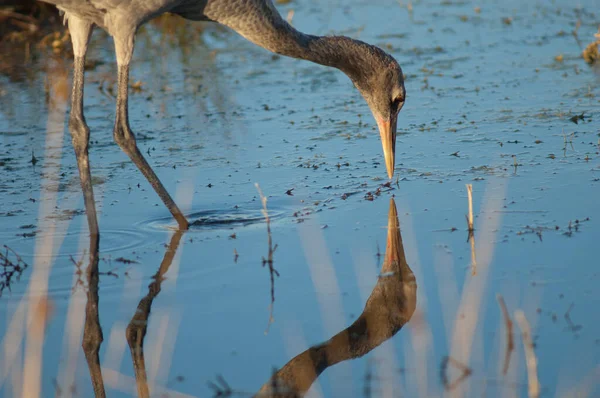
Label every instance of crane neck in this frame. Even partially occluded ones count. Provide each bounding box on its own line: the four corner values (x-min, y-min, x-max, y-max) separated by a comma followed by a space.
206, 2, 373, 82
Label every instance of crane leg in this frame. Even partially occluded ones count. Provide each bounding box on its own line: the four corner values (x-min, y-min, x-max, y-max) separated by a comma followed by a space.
68, 16, 107, 398
68, 17, 99, 241
112, 31, 189, 230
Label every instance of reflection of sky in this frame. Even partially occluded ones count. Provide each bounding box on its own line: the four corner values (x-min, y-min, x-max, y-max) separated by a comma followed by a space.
1, 0, 600, 396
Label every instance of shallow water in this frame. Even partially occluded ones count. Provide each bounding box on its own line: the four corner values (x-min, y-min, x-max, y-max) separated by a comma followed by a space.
1, 0, 599, 397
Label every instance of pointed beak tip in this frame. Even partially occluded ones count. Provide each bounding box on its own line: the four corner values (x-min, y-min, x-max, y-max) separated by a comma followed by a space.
376, 116, 397, 182
375, 117, 396, 180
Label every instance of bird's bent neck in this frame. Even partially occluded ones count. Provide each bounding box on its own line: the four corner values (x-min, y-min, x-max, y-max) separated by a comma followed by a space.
204, 1, 374, 80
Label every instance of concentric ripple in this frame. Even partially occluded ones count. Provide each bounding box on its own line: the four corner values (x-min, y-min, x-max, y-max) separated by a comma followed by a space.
140, 207, 285, 231
3, 227, 156, 259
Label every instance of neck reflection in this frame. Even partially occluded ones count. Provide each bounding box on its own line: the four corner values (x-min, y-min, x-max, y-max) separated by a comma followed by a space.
258, 198, 417, 397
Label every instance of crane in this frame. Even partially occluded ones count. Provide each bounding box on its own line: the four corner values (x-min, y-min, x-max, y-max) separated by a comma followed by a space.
40, 0, 406, 232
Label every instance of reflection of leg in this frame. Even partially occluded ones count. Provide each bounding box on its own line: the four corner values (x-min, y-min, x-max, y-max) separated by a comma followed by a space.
112, 31, 189, 230
68, 16, 99, 239
83, 238, 106, 398
126, 231, 184, 398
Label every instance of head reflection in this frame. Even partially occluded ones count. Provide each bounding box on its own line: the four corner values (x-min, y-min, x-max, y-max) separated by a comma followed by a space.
258, 198, 417, 397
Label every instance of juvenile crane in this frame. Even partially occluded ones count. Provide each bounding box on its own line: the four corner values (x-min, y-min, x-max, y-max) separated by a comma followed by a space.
41, 0, 406, 231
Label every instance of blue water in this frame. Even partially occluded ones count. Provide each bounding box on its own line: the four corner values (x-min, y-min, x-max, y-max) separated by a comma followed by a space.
1, 0, 599, 396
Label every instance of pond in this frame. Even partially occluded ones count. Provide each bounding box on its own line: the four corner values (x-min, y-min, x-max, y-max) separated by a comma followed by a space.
1, 0, 599, 397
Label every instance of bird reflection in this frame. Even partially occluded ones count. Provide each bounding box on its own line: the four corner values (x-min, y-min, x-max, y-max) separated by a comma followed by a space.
81, 233, 106, 398
81, 226, 183, 398
258, 198, 417, 397
80, 198, 414, 397
125, 230, 184, 398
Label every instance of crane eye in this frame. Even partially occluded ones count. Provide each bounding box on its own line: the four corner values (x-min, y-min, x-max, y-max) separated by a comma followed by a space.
391, 97, 404, 110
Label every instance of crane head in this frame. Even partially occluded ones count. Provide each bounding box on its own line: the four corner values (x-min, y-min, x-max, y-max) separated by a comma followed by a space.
351, 54, 405, 179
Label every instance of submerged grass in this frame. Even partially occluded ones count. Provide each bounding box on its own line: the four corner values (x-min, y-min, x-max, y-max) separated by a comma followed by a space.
255, 183, 279, 335
0, 245, 29, 297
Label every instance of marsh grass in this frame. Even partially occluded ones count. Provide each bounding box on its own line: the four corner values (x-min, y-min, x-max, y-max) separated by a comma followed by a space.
582, 26, 600, 64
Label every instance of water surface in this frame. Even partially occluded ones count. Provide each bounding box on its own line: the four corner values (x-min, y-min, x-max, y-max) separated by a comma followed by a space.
1, 0, 599, 396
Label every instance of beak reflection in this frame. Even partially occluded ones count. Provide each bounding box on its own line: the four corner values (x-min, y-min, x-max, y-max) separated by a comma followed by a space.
259, 199, 417, 396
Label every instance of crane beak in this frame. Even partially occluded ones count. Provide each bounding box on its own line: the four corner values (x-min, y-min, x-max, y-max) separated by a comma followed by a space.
376, 115, 397, 179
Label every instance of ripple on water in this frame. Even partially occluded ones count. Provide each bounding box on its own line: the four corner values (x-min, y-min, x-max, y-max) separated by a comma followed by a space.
1, 228, 164, 301
139, 207, 285, 232
3, 227, 157, 259
2, 207, 288, 301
